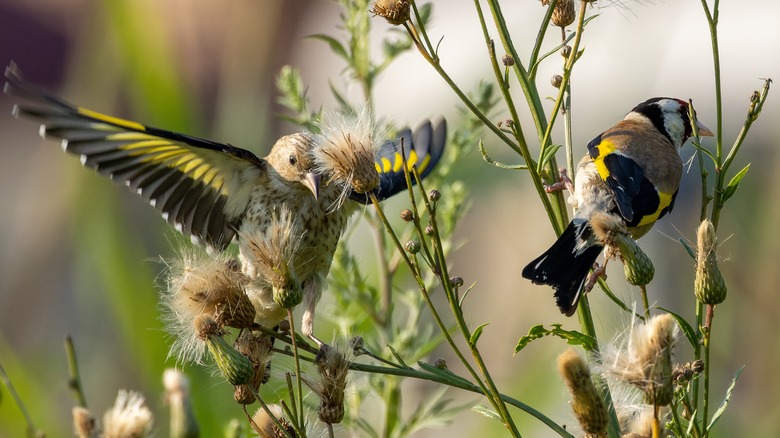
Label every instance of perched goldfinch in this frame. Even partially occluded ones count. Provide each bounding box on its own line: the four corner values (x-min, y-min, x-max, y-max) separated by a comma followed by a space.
4, 63, 446, 344
522, 97, 713, 316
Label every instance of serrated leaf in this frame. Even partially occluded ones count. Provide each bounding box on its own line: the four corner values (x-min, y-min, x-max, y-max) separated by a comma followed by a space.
308, 34, 349, 61
707, 366, 744, 431
469, 323, 490, 346
721, 163, 750, 203
514, 324, 596, 353
656, 307, 699, 351
472, 405, 502, 422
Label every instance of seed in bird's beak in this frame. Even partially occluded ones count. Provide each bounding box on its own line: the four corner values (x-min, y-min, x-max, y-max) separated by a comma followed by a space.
696, 120, 714, 137
304, 172, 321, 200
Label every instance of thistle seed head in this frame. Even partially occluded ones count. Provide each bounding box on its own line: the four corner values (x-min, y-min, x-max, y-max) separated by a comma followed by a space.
102, 390, 154, 438
314, 105, 383, 209
557, 348, 608, 435
162, 248, 254, 364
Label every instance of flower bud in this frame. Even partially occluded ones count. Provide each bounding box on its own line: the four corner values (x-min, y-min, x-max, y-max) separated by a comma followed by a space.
502, 54, 515, 67
551, 74, 563, 88
196, 315, 254, 385
590, 212, 654, 285
695, 220, 727, 304
557, 349, 608, 435
273, 284, 303, 309
450, 276, 464, 288
434, 358, 447, 369
400, 208, 414, 222
428, 189, 441, 202
561, 45, 572, 58
425, 224, 434, 236
405, 240, 421, 254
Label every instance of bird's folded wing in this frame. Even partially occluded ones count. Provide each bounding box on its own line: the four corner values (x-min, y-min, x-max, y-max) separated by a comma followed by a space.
4, 63, 265, 250
350, 118, 447, 203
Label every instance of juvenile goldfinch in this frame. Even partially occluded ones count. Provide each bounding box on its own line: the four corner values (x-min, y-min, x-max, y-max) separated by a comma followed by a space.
4, 63, 446, 344
522, 97, 713, 316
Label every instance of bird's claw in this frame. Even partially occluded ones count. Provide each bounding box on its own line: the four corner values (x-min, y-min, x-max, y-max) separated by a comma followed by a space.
583, 261, 608, 294
314, 342, 331, 363
544, 168, 574, 194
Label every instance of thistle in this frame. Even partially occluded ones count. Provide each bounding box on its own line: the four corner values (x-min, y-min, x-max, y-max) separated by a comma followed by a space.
557, 348, 608, 435
695, 219, 727, 304
102, 390, 154, 438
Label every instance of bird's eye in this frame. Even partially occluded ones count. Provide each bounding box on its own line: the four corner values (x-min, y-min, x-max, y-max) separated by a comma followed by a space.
288, 155, 297, 166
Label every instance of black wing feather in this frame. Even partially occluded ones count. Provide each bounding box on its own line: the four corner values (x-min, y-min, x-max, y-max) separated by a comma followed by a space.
349, 118, 447, 204
4, 62, 264, 250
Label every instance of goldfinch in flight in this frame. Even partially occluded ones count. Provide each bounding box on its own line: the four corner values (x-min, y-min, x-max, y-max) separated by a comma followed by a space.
522, 97, 713, 316
4, 63, 447, 344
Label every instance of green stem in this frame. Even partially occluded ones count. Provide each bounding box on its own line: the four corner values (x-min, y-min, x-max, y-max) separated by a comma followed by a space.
416, 172, 521, 436
65, 335, 88, 408
702, 305, 714, 434
286, 309, 306, 430
0, 361, 40, 437
349, 362, 573, 438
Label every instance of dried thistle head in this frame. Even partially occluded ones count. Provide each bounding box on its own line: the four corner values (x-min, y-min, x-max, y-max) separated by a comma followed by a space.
72, 406, 97, 438
161, 248, 255, 363
241, 207, 304, 309
102, 390, 154, 438
233, 332, 274, 405
601, 314, 678, 407
302, 343, 353, 425
551, 0, 576, 27
557, 348, 608, 435
314, 106, 383, 209
251, 404, 296, 438
370, 0, 411, 25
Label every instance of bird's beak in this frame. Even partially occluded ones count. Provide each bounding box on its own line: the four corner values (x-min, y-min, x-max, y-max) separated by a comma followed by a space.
303, 171, 321, 200
695, 120, 714, 137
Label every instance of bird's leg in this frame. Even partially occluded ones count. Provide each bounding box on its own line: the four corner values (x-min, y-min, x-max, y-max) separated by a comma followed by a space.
583, 259, 609, 294
544, 168, 575, 194
301, 281, 329, 360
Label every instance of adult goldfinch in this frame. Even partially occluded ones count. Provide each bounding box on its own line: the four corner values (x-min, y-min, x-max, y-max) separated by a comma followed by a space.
522, 97, 713, 316
4, 63, 447, 343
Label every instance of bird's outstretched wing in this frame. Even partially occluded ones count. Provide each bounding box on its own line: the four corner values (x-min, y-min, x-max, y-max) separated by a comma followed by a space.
350, 118, 447, 204
4, 63, 265, 250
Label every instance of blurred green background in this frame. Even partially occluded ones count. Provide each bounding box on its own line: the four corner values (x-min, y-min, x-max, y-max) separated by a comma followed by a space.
1, 0, 778, 436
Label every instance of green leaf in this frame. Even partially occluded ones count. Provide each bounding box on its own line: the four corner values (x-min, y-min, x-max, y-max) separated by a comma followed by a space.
540, 144, 563, 169
472, 405, 502, 422
416, 3, 433, 26
656, 307, 699, 351
679, 238, 697, 261
469, 323, 490, 346
308, 34, 349, 61
514, 324, 596, 353
721, 163, 750, 203
706, 366, 744, 431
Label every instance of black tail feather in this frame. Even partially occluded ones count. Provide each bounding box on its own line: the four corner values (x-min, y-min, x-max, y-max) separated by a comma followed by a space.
522, 220, 603, 316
